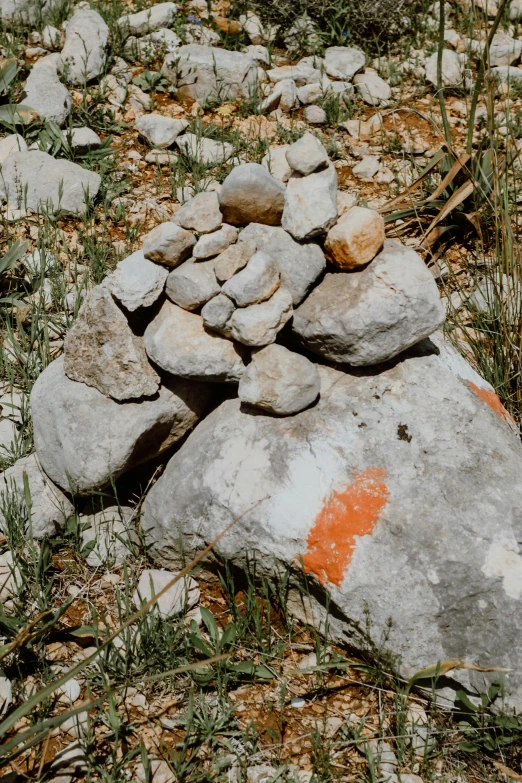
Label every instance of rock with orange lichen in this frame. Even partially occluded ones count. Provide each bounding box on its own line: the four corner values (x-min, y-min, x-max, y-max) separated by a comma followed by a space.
142, 335, 522, 708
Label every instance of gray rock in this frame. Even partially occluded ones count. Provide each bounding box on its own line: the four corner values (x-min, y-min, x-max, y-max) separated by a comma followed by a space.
133, 569, 200, 618
489, 65, 522, 88
0, 551, 20, 602
166, 259, 220, 310
136, 114, 188, 148
222, 251, 280, 306
0, 0, 60, 22
108, 250, 168, 311
282, 162, 338, 240
353, 155, 380, 180
0, 133, 26, 164
118, 3, 177, 36
172, 190, 222, 233
60, 8, 109, 84
0, 151, 101, 215
425, 49, 462, 87
142, 338, 522, 709
238, 223, 325, 305
261, 145, 291, 183
286, 132, 328, 175
266, 63, 320, 86
304, 105, 327, 124
485, 31, 522, 67
143, 222, 196, 267
31, 356, 212, 495
135, 759, 176, 783
162, 44, 257, 103
21, 53, 72, 125
63, 285, 160, 401
0, 453, 73, 538
324, 46, 365, 80
124, 29, 181, 64
193, 224, 238, 259
80, 505, 137, 567
214, 241, 256, 283
69, 126, 101, 154
353, 70, 391, 106
144, 300, 245, 382
278, 78, 299, 112
292, 239, 445, 366
201, 293, 235, 335
229, 287, 293, 346
176, 132, 234, 165
42, 23, 61, 49
239, 344, 320, 415
219, 163, 286, 227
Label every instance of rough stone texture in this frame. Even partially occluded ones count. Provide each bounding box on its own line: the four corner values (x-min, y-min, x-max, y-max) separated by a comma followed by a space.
222, 251, 280, 306
133, 569, 200, 619
487, 31, 522, 67
214, 241, 256, 283
353, 155, 380, 180
42, 23, 61, 49
201, 293, 235, 335
162, 45, 258, 102
60, 8, 109, 84
125, 28, 181, 64
293, 240, 445, 366
0, 453, 73, 538
136, 114, 188, 148
80, 505, 138, 567
219, 163, 286, 227
239, 344, 320, 415
69, 126, 101, 154
143, 222, 196, 267
324, 207, 385, 270
286, 132, 328, 175
353, 70, 391, 106
489, 65, 522, 87
166, 259, 221, 310
324, 46, 365, 80
425, 49, 462, 87
144, 300, 246, 382
142, 339, 522, 709
63, 285, 160, 401
282, 163, 338, 240
304, 105, 327, 124
0, 151, 101, 215
21, 54, 72, 125
108, 251, 168, 311
118, 2, 177, 35
176, 133, 234, 165
261, 145, 291, 182
31, 356, 212, 495
238, 223, 325, 305
0, 0, 59, 22
229, 287, 293, 346
172, 191, 222, 234
0, 134, 26, 164
193, 224, 238, 260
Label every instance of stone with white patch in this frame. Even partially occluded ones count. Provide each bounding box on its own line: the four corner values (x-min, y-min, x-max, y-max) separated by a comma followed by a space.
162, 45, 258, 103
324, 46, 365, 80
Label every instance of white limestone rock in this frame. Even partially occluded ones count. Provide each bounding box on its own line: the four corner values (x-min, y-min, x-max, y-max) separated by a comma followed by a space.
136, 114, 188, 148
166, 259, 220, 310
108, 251, 168, 311
282, 162, 338, 240
143, 222, 196, 267
229, 287, 293, 346
193, 224, 238, 259
172, 190, 222, 233
222, 251, 280, 306
60, 7, 109, 84
285, 132, 328, 175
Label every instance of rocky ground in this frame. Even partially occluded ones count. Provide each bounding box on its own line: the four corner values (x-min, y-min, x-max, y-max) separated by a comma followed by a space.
1, 0, 522, 780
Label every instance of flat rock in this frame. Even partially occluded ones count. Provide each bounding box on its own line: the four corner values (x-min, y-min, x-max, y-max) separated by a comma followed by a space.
219, 163, 286, 227
142, 337, 522, 708
324, 206, 385, 270
292, 239, 445, 365
286, 132, 328, 175
144, 300, 245, 382
222, 251, 280, 306
21, 53, 72, 125
214, 241, 256, 282
162, 44, 257, 102
136, 114, 188, 148
201, 293, 235, 335
229, 287, 293, 346
324, 46, 365, 80
0, 453, 73, 538
238, 223, 325, 305
143, 222, 196, 267
353, 70, 391, 106
80, 505, 137, 567
425, 49, 462, 87
64, 285, 160, 401
239, 344, 320, 415
133, 569, 199, 618
193, 224, 238, 259
0, 151, 101, 215
118, 2, 177, 35
60, 7, 109, 84
31, 356, 212, 494
176, 133, 234, 165
261, 145, 291, 182
166, 259, 220, 310
282, 162, 338, 240
108, 251, 168, 311
172, 191, 222, 233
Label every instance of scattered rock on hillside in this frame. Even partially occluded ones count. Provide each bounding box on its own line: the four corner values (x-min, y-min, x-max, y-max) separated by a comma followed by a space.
117, 2, 177, 36
108, 251, 168, 311
214, 241, 256, 283
136, 114, 189, 148
324, 46, 365, 80
21, 53, 72, 125
239, 344, 320, 415
0, 453, 73, 538
353, 70, 391, 106
80, 505, 138, 567
144, 300, 246, 382
425, 49, 462, 87
218, 163, 286, 226
60, 7, 109, 84
292, 240, 445, 365
286, 132, 329, 175
304, 105, 327, 124
63, 285, 160, 401
133, 569, 200, 618
143, 222, 196, 267
324, 206, 385, 270
176, 133, 235, 165
69, 126, 102, 154
172, 190, 222, 233
282, 162, 338, 240
162, 44, 257, 102
229, 287, 293, 346
31, 356, 212, 494
261, 145, 291, 182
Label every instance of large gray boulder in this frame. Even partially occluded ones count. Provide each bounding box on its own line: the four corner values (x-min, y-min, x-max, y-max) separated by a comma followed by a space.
60, 7, 109, 84
31, 357, 212, 495
162, 44, 257, 102
21, 54, 72, 126
142, 339, 522, 708
292, 240, 445, 366
0, 151, 101, 215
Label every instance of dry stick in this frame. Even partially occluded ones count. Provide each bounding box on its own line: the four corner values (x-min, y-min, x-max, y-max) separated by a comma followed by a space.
0, 496, 269, 749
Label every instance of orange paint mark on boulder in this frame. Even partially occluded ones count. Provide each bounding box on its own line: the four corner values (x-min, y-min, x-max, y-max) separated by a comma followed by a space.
301, 468, 389, 587
469, 382, 514, 425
